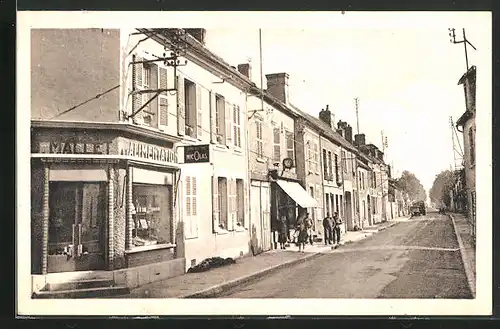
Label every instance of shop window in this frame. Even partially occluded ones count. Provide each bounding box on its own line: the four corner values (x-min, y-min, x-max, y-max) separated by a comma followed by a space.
323, 149, 328, 178
184, 79, 197, 138
48, 182, 106, 256
255, 120, 264, 158
236, 179, 244, 227
132, 184, 172, 246
217, 177, 228, 230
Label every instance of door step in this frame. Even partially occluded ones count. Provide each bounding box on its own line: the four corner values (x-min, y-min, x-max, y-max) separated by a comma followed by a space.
33, 279, 130, 299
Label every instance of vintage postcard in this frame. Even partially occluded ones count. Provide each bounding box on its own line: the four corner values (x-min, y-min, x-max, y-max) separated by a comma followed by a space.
16, 11, 492, 316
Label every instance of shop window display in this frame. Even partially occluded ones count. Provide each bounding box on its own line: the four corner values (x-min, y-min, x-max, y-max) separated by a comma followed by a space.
132, 184, 172, 247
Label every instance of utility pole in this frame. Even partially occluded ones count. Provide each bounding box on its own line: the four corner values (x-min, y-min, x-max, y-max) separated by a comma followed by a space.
354, 97, 360, 135
448, 28, 477, 71
450, 116, 464, 170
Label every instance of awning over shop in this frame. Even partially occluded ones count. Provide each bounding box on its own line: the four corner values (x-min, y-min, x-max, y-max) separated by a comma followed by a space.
276, 179, 319, 208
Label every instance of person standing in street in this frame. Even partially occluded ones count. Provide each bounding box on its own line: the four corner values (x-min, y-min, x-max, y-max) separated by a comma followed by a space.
295, 213, 308, 252
332, 211, 343, 245
278, 212, 288, 250
322, 212, 333, 245
304, 213, 314, 245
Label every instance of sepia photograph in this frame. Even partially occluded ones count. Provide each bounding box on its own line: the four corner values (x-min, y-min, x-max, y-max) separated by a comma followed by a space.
16, 11, 492, 316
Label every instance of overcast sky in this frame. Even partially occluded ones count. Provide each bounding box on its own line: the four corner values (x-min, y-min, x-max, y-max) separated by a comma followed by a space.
204, 12, 491, 192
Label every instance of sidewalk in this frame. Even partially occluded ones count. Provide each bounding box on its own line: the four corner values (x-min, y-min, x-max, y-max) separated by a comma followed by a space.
448, 212, 476, 298
117, 217, 406, 299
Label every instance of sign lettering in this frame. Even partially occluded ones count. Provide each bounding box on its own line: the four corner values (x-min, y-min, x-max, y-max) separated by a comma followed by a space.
124, 141, 178, 164
48, 140, 106, 154
184, 144, 210, 163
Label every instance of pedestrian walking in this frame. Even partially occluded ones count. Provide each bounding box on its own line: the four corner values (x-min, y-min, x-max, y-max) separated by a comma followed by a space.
278, 212, 288, 250
304, 213, 314, 245
322, 212, 333, 245
332, 211, 343, 244
294, 211, 308, 252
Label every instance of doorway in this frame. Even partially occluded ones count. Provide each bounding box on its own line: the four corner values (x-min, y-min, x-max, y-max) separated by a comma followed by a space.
47, 182, 106, 273
367, 195, 372, 226
344, 191, 353, 231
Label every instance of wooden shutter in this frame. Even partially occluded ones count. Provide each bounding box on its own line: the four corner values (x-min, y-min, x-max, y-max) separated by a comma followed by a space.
159, 67, 168, 126
132, 56, 143, 113
177, 74, 185, 136
243, 180, 249, 228
273, 128, 280, 162
184, 176, 192, 237
150, 64, 159, 127
212, 176, 219, 231
196, 84, 203, 140
225, 101, 232, 146
192, 176, 198, 237
227, 178, 235, 231
210, 92, 217, 143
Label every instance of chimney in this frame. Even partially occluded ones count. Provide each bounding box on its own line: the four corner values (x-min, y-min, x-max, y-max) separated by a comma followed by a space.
184, 28, 206, 45
354, 133, 365, 147
265, 73, 290, 105
237, 63, 252, 80
319, 105, 333, 127
345, 125, 353, 143
336, 129, 344, 138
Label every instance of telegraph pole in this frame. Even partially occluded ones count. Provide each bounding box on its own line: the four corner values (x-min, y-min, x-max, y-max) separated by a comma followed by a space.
450, 116, 464, 170
354, 97, 360, 135
448, 28, 477, 71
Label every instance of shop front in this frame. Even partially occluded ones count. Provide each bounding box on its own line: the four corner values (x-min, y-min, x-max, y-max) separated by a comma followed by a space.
31, 122, 185, 290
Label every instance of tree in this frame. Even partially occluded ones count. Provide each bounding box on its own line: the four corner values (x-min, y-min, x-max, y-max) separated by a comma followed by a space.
429, 169, 455, 208
395, 170, 427, 202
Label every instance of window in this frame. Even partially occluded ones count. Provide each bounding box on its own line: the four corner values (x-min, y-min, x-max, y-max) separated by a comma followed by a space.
215, 95, 226, 144
183, 176, 198, 238
342, 151, 347, 173
184, 79, 197, 138
334, 154, 339, 182
286, 131, 294, 161
469, 127, 475, 165
233, 105, 242, 148
325, 193, 330, 215
255, 120, 264, 158
48, 182, 106, 256
313, 143, 319, 173
327, 151, 332, 179
217, 177, 228, 230
236, 179, 244, 227
323, 149, 328, 178
143, 64, 151, 88
273, 128, 281, 162
131, 56, 159, 127
158, 66, 168, 128
132, 183, 173, 245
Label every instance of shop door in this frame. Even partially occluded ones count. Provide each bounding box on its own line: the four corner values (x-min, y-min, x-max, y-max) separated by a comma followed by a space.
47, 182, 106, 273
250, 185, 263, 254
260, 185, 272, 251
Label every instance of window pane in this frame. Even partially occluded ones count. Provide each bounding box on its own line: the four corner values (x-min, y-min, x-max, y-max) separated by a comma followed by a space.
273, 128, 280, 143
48, 182, 78, 255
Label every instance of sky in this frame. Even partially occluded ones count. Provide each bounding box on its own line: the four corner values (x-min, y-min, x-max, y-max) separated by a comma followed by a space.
203, 12, 491, 192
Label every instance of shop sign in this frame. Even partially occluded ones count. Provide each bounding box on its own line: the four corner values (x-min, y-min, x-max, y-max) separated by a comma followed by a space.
184, 144, 210, 163
48, 140, 108, 154
123, 141, 178, 164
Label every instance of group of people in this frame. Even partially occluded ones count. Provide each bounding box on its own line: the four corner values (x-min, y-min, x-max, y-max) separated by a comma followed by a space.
277, 210, 343, 253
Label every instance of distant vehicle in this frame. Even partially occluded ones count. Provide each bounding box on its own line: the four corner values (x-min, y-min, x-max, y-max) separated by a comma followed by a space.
410, 200, 426, 217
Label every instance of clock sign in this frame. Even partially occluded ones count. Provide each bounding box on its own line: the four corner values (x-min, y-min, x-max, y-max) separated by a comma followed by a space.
282, 158, 294, 169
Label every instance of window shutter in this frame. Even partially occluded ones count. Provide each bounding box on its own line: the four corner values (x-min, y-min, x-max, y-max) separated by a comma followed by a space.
210, 92, 217, 143
149, 64, 159, 127
177, 74, 185, 136
225, 101, 232, 146
212, 176, 219, 231
159, 67, 168, 126
132, 56, 143, 113
273, 128, 280, 162
196, 85, 203, 140
192, 176, 198, 237
243, 180, 248, 228
184, 176, 192, 237
227, 179, 235, 231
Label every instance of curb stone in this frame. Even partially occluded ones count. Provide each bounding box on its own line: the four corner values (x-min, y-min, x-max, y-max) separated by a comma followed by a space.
180, 252, 323, 298
448, 213, 476, 298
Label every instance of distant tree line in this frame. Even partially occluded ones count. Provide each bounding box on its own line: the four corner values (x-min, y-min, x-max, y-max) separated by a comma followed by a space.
429, 169, 455, 208
394, 170, 427, 202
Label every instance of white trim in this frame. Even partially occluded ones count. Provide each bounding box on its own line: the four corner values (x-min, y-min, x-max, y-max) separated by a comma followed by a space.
31, 153, 179, 168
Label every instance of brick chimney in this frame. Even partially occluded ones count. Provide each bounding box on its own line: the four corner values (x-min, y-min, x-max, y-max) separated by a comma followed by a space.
319, 105, 334, 128
184, 28, 206, 45
265, 73, 289, 105
345, 125, 353, 143
237, 63, 252, 80
354, 133, 365, 147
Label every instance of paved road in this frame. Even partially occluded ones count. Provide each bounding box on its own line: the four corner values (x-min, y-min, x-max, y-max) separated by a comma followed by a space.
216, 212, 472, 298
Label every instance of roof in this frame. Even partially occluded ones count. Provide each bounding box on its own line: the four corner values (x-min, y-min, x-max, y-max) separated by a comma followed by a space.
289, 104, 358, 153
458, 65, 477, 85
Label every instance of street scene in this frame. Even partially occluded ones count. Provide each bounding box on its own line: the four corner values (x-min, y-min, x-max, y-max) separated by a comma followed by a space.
20, 11, 488, 313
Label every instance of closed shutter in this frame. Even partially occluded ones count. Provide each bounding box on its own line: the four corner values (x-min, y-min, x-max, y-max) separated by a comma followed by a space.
196, 85, 203, 140
159, 67, 168, 127
149, 63, 158, 127
225, 101, 232, 146
177, 74, 185, 136
227, 178, 235, 231
210, 92, 217, 143
212, 176, 219, 231
132, 56, 143, 113
192, 176, 198, 237
243, 180, 249, 229
184, 177, 192, 237
273, 128, 280, 162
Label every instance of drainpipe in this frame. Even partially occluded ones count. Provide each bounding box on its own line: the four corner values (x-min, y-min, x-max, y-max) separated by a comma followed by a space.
319, 134, 324, 233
